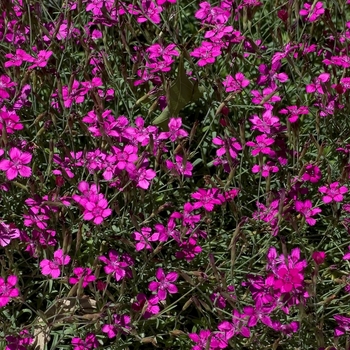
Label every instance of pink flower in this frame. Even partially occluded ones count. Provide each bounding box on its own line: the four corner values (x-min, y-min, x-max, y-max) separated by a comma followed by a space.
5, 330, 33, 350
222, 73, 250, 93
99, 250, 133, 281
132, 227, 160, 251
279, 105, 309, 123
132, 167, 156, 190
194, 2, 230, 24
295, 199, 321, 226
102, 314, 131, 338
148, 268, 178, 300
300, 2, 325, 22
301, 164, 322, 183
0, 275, 19, 308
40, 249, 71, 278
69, 267, 96, 287
306, 73, 330, 94
334, 315, 350, 337
0, 147, 32, 180
137, 0, 162, 24
272, 266, 304, 293
165, 155, 193, 177
212, 136, 242, 159
246, 134, 275, 156
251, 84, 281, 104
132, 293, 160, 318
191, 188, 225, 211
319, 182, 348, 203
190, 41, 222, 66
83, 196, 112, 225
312, 251, 326, 265
71, 333, 99, 350
0, 221, 20, 247
158, 118, 188, 142
252, 162, 279, 177
28, 50, 53, 69
4, 49, 34, 68
188, 329, 214, 350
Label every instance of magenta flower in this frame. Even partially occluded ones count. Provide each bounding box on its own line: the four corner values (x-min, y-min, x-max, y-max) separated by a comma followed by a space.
137, 0, 162, 24
71, 333, 99, 350
194, 2, 230, 24
334, 315, 350, 337
306, 73, 330, 94
191, 188, 225, 211
0, 147, 32, 180
83, 196, 112, 225
132, 293, 160, 319
301, 164, 322, 183
299, 2, 325, 22
99, 250, 133, 281
28, 50, 53, 69
279, 105, 309, 123
0, 221, 20, 247
165, 155, 193, 177
295, 199, 322, 226
0, 275, 19, 308
4, 49, 34, 68
250, 106, 282, 134
132, 167, 156, 190
0, 75, 16, 100
149, 268, 178, 300
40, 249, 71, 278
190, 41, 222, 66
5, 330, 33, 350
319, 182, 348, 203
251, 85, 281, 104
252, 162, 279, 177
132, 227, 160, 251
102, 314, 131, 338
222, 73, 250, 93
212, 136, 242, 159
246, 134, 275, 156
158, 118, 188, 142
272, 266, 304, 293
69, 267, 96, 287
188, 329, 213, 350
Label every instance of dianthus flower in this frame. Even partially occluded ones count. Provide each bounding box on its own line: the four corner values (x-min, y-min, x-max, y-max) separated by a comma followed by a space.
71, 333, 99, 350
40, 249, 71, 278
0, 275, 19, 308
246, 134, 275, 156
295, 199, 322, 226
301, 164, 322, 183
99, 250, 133, 281
102, 314, 131, 338
5, 330, 33, 350
158, 118, 188, 142
190, 41, 222, 66
222, 73, 250, 93
83, 195, 112, 225
319, 182, 348, 203
148, 268, 178, 300
299, 2, 325, 22
69, 267, 96, 287
0, 147, 32, 180
191, 188, 225, 211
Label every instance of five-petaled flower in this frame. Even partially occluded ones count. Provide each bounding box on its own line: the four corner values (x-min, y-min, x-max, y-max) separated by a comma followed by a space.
295, 199, 322, 226
319, 182, 348, 204
148, 268, 178, 300
0, 147, 32, 180
40, 249, 71, 278
0, 275, 19, 308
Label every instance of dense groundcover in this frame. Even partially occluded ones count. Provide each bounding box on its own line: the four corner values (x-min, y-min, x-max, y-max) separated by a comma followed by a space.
1, 0, 350, 349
